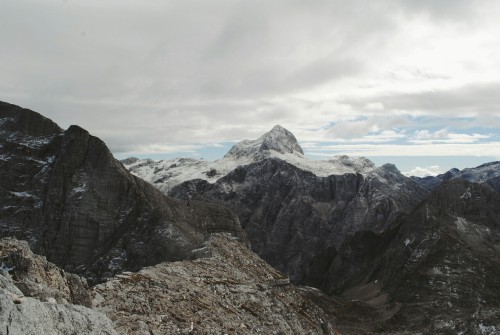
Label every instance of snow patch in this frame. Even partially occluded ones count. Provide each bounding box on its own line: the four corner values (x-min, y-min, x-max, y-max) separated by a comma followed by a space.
460, 187, 472, 199
479, 323, 497, 334
10, 191, 34, 198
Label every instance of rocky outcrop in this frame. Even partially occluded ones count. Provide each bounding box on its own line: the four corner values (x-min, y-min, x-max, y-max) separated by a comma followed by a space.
93, 233, 342, 334
412, 161, 500, 193
325, 180, 500, 333
0, 237, 90, 306
0, 101, 245, 283
0, 238, 117, 335
169, 158, 428, 285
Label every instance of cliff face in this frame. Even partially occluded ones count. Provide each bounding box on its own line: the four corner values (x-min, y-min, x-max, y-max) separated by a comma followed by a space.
169, 158, 428, 285
326, 179, 500, 334
0, 102, 245, 282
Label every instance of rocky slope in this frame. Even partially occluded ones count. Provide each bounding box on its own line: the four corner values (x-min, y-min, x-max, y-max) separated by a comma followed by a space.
126, 126, 429, 286
93, 233, 344, 334
325, 179, 500, 334
1, 233, 383, 335
0, 101, 245, 283
0, 237, 117, 335
412, 161, 500, 193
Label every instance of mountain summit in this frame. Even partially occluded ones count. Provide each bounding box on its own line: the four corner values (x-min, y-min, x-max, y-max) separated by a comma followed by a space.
224, 125, 304, 159
124, 124, 377, 193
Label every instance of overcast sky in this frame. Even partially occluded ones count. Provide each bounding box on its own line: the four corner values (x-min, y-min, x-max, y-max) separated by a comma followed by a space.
2, 0, 500, 176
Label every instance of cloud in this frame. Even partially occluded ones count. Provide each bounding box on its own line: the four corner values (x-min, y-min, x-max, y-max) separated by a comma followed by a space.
305, 142, 500, 158
403, 165, 443, 177
410, 129, 490, 144
1, 0, 500, 161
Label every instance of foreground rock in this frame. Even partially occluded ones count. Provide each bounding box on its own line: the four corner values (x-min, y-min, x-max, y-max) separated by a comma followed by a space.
94, 233, 343, 334
0, 101, 244, 283
0, 238, 117, 335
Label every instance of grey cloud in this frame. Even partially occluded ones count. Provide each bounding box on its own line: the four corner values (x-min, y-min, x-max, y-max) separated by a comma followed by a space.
345, 82, 500, 118
1, 0, 498, 155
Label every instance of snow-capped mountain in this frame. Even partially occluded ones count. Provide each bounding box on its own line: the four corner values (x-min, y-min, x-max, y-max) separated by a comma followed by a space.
124, 125, 376, 193
224, 124, 304, 158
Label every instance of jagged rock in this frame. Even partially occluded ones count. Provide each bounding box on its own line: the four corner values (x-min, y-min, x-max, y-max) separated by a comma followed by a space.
0, 238, 117, 335
0, 101, 245, 283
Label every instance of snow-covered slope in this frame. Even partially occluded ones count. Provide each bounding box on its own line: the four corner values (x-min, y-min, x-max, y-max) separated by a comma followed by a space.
123, 125, 376, 193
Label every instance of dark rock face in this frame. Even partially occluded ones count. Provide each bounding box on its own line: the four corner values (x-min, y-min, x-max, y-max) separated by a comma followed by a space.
170, 157, 429, 285
0, 102, 245, 282
413, 161, 500, 193
326, 180, 500, 333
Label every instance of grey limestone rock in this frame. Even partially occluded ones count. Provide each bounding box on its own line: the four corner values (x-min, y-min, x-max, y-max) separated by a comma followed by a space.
0, 238, 117, 335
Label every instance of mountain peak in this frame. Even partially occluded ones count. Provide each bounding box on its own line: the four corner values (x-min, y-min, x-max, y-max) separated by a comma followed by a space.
224, 125, 304, 159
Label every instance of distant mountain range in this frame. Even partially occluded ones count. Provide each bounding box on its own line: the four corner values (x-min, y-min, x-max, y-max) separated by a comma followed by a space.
412, 161, 500, 193
1, 101, 499, 334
